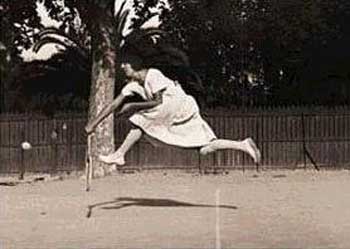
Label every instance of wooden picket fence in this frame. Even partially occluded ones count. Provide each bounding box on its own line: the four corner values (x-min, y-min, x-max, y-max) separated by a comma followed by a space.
0, 106, 349, 175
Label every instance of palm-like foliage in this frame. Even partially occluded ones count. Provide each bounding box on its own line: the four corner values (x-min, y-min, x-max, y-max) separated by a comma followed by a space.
32, 0, 131, 72
33, 27, 90, 73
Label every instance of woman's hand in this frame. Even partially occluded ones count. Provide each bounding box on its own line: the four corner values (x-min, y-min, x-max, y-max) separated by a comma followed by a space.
85, 123, 95, 134
84, 94, 127, 134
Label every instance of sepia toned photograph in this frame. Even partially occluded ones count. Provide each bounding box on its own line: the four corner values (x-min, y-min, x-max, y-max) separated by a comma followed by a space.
1, 0, 350, 248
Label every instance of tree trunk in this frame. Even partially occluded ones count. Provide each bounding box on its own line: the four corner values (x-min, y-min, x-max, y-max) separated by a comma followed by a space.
88, 6, 116, 178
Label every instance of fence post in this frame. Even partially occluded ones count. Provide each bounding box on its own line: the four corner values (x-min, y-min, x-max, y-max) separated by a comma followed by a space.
51, 118, 58, 174
19, 129, 25, 180
301, 113, 307, 169
300, 113, 319, 171
256, 114, 260, 172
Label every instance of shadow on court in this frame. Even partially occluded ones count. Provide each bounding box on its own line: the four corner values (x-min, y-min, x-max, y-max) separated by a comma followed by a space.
86, 197, 237, 218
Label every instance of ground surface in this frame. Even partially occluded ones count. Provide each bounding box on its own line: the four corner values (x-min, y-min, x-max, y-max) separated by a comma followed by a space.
1, 169, 350, 249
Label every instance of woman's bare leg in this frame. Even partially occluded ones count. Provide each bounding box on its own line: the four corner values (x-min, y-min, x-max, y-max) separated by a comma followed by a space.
115, 128, 143, 156
200, 138, 261, 164
99, 128, 143, 165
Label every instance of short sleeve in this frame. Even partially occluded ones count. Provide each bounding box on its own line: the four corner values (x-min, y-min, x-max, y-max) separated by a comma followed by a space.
146, 69, 172, 94
121, 82, 146, 99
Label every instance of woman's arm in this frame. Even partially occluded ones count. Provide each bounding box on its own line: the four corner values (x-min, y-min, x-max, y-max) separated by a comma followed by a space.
117, 90, 163, 116
85, 93, 126, 134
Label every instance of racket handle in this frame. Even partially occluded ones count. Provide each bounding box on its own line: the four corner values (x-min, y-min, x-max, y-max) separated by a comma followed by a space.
86, 134, 93, 191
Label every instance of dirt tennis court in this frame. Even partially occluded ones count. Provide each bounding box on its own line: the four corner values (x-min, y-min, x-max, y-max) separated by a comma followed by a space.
1, 169, 350, 249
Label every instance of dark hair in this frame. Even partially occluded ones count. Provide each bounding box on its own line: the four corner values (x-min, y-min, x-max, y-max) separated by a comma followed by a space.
121, 29, 205, 103
120, 54, 147, 71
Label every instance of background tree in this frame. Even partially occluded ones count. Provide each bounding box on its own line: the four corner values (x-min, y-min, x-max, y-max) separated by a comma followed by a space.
259, 0, 350, 105
159, 0, 350, 106
1, 0, 90, 113
0, 0, 35, 112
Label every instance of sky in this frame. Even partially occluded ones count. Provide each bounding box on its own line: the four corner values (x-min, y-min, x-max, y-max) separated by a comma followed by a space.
21, 0, 166, 61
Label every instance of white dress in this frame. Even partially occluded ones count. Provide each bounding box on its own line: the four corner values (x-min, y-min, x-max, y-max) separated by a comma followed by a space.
121, 68, 217, 148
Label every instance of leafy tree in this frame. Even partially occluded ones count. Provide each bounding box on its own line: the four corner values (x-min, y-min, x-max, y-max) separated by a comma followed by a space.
258, 0, 350, 105
8, 46, 90, 114
159, 0, 350, 106
1, 0, 89, 113
0, 0, 29, 112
